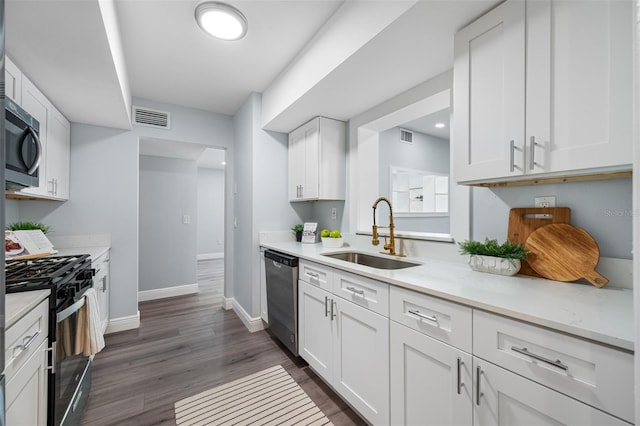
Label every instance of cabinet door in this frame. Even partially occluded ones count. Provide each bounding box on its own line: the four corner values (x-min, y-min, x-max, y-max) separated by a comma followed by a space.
46, 105, 70, 200
527, 0, 633, 174
390, 322, 472, 426
302, 119, 320, 200
288, 128, 305, 200
333, 297, 389, 425
20, 76, 49, 197
473, 358, 629, 426
5, 56, 22, 104
298, 281, 333, 379
452, 0, 525, 183
6, 340, 48, 426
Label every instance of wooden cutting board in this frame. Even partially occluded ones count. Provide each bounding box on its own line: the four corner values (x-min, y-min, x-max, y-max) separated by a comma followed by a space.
525, 223, 608, 288
507, 207, 571, 277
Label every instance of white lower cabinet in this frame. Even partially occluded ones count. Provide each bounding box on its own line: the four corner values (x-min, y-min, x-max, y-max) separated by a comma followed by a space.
390, 321, 472, 426
298, 276, 389, 425
473, 358, 629, 426
92, 251, 111, 334
5, 298, 49, 426
6, 339, 48, 426
299, 261, 633, 426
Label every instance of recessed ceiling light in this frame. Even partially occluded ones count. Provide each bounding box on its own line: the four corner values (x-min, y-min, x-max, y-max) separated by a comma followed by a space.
221, 161, 226, 166
195, 2, 248, 41
435, 123, 446, 128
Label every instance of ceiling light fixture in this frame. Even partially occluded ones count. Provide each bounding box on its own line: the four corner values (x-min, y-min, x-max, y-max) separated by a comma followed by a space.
195, 2, 248, 41
435, 123, 446, 128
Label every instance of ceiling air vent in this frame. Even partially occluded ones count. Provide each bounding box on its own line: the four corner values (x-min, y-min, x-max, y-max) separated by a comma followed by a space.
400, 128, 413, 144
132, 106, 170, 129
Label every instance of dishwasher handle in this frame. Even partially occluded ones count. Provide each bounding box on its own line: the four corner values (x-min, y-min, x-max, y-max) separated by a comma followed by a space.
264, 250, 299, 268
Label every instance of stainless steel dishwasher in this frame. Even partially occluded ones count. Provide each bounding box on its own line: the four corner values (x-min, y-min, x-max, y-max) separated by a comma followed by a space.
264, 250, 299, 356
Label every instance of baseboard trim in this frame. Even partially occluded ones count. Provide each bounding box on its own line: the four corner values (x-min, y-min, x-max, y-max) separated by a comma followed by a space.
138, 283, 199, 302
106, 311, 140, 334
198, 252, 224, 260
223, 297, 234, 310
224, 297, 264, 333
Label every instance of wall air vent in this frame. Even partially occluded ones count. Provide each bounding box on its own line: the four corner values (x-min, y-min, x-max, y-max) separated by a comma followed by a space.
400, 128, 413, 144
132, 106, 171, 129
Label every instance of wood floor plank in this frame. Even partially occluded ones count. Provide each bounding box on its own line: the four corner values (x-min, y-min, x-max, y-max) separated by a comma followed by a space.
80, 259, 365, 426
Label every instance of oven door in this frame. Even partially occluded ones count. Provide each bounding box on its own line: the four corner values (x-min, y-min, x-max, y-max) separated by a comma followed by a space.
55, 293, 91, 426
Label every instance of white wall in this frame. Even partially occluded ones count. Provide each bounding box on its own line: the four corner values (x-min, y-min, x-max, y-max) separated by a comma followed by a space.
197, 167, 225, 256
18, 97, 234, 323
139, 155, 197, 291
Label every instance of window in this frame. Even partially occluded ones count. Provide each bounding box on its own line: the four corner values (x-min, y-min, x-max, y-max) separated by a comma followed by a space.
390, 166, 449, 216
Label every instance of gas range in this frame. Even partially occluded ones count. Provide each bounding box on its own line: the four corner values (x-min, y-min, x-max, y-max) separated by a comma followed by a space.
5, 254, 94, 426
5, 254, 91, 291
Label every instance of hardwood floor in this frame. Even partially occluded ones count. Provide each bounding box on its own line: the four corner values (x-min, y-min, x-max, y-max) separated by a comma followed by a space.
80, 259, 366, 426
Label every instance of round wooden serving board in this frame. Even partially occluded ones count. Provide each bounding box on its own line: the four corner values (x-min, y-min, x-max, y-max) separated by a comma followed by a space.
525, 223, 608, 288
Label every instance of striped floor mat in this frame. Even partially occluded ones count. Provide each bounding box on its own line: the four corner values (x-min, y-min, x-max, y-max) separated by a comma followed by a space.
174, 365, 334, 426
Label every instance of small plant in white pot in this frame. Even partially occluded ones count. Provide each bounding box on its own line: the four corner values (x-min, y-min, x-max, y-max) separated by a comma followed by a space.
458, 238, 528, 276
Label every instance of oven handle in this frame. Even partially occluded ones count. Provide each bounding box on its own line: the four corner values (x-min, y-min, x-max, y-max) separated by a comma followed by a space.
57, 297, 85, 323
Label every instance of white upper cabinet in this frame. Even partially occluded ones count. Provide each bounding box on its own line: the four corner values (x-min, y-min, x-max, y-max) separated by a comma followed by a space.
5, 57, 71, 200
5, 56, 22, 104
453, 0, 633, 184
288, 117, 346, 201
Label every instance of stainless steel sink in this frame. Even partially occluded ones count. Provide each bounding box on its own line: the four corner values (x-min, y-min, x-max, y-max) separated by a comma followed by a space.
321, 251, 420, 270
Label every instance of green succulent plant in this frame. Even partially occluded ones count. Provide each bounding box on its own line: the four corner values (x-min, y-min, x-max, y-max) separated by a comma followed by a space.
458, 238, 528, 260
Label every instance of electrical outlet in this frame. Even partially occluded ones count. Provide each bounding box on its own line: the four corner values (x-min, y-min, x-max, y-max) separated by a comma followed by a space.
534, 196, 556, 208
331, 207, 337, 220
182, 214, 190, 224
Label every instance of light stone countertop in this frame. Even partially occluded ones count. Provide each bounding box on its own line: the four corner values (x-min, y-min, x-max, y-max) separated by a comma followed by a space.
5, 290, 50, 329
55, 246, 110, 263
261, 240, 634, 352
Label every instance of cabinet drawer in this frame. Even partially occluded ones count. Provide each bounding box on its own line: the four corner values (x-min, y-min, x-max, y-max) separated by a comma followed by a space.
5, 299, 49, 380
333, 270, 389, 316
390, 286, 472, 353
299, 260, 332, 292
473, 310, 634, 423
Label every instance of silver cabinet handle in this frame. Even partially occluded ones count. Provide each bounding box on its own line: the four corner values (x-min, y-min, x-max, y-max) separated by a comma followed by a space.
306, 271, 320, 284
457, 357, 463, 395
511, 346, 569, 371
408, 309, 438, 324
330, 299, 336, 320
102, 275, 107, 293
13, 330, 41, 358
529, 136, 540, 170
476, 366, 483, 406
324, 296, 329, 317
509, 140, 515, 172
346, 286, 365, 296
300, 185, 303, 198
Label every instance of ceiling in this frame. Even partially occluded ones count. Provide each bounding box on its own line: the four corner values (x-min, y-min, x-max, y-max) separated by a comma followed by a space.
5, 0, 499, 135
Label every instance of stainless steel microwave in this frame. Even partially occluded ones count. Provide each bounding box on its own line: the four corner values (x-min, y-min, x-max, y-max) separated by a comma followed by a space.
5, 97, 41, 190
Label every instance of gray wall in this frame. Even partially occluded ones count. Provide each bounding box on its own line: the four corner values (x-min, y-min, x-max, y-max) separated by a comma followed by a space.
472, 178, 633, 259
139, 155, 197, 291
197, 167, 225, 255
16, 97, 234, 321
379, 126, 450, 233
233, 92, 305, 318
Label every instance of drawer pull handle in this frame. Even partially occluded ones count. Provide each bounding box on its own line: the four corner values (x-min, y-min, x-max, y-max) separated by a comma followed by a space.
456, 357, 463, 395
13, 330, 41, 357
346, 286, 365, 296
306, 272, 320, 284
408, 309, 438, 324
511, 346, 568, 371
324, 296, 329, 317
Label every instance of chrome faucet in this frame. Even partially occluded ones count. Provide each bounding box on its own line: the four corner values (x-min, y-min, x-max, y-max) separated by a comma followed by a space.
372, 196, 403, 256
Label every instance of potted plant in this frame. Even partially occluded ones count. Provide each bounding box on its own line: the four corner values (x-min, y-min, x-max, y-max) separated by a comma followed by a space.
458, 238, 528, 276
7, 221, 51, 234
292, 224, 304, 242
